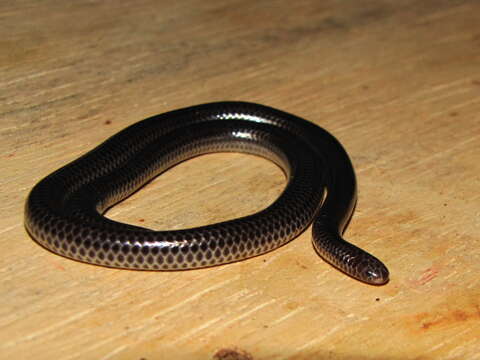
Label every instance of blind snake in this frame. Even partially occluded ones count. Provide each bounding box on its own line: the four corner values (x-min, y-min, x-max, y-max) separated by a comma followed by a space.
24, 102, 389, 285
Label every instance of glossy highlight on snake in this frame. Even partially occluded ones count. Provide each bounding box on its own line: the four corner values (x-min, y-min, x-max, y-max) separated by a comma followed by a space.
24, 102, 389, 285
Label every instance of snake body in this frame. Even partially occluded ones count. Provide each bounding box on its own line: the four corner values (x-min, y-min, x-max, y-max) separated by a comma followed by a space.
24, 102, 389, 285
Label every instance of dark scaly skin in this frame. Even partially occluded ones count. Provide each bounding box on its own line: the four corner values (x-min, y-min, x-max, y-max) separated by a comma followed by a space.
24, 102, 389, 285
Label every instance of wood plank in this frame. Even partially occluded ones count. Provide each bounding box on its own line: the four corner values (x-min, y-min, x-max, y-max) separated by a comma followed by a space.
1, 0, 479, 359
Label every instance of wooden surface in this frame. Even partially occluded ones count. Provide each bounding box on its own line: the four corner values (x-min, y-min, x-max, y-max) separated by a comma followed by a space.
1, 1, 479, 359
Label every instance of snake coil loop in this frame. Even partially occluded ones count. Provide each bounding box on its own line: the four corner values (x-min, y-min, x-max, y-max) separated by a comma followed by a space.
25, 102, 389, 285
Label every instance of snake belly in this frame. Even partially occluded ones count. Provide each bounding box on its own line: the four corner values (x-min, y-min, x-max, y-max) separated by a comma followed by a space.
24, 102, 389, 285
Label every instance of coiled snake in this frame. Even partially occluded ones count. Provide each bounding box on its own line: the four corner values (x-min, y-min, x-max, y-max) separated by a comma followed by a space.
24, 102, 389, 285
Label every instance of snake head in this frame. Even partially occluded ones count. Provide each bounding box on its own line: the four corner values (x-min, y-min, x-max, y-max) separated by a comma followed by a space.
357, 258, 390, 285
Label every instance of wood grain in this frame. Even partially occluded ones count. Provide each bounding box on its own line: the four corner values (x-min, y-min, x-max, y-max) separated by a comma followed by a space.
1, 0, 479, 359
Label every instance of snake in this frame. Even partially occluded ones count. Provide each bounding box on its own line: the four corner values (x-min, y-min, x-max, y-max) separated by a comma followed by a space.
24, 101, 389, 285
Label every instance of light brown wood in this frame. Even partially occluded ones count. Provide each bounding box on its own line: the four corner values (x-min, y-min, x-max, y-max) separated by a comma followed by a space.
1, 1, 479, 359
